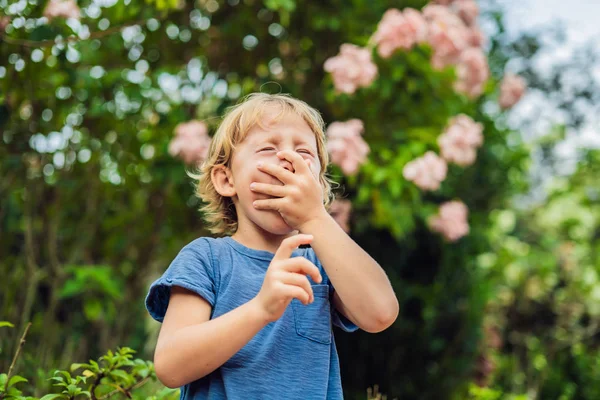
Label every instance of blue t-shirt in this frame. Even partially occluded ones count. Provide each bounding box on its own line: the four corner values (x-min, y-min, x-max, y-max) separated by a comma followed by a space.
145, 236, 359, 400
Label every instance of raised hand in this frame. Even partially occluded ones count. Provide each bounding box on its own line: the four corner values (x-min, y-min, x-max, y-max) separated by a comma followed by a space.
253, 234, 323, 323
251, 150, 327, 232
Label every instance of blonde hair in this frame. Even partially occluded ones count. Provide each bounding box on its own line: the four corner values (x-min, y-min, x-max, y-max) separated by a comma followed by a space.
187, 93, 336, 236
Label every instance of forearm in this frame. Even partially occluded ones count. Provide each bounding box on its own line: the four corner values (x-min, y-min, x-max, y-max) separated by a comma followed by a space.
154, 298, 269, 388
300, 211, 399, 331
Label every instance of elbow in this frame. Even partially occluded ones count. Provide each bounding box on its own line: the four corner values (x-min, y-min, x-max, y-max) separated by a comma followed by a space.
364, 298, 399, 333
154, 352, 186, 389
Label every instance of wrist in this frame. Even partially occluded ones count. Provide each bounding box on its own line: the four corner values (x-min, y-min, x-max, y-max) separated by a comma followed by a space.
298, 209, 331, 234
248, 297, 272, 326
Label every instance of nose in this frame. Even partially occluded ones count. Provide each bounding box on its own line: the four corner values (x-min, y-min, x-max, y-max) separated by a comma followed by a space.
279, 159, 294, 173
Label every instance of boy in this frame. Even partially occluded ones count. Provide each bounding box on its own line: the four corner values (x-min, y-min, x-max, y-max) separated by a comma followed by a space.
145, 93, 399, 399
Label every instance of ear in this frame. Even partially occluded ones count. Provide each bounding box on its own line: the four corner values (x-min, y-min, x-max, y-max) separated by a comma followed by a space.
211, 165, 236, 197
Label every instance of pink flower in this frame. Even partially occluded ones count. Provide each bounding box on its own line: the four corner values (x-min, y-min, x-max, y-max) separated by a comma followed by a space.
43, 0, 81, 21
438, 114, 484, 167
454, 47, 489, 98
168, 120, 211, 166
429, 200, 469, 241
499, 73, 527, 109
326, 119, 370, 175
0, 16, 11, 32
324, 44, 378, 94
373, 8, 428, 58
466, 26, 486, 48
423, 4, 470, 69
452, 0, 479, 26
402, 151, 448, 191
328, 199, 352, 233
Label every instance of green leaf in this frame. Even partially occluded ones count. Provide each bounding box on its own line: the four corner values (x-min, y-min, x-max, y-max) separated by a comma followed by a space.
40, 394, 67, 400
8, 375, 28, 387
372, 168, 387, 184
83, 299, 103, 321
7, 385, 23, 396
109, 369, 133, 385
70, 363, 88, 372
66, 383, 79, 395
264, 0, 296, 12
0, 321, 14, 328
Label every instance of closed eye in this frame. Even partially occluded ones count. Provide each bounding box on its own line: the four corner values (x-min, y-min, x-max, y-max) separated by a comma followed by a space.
258, 147, 276, 152
297, 149, 314, 156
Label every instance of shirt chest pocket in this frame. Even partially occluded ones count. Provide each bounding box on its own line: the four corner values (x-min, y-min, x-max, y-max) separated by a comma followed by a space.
291, 284, 332, 345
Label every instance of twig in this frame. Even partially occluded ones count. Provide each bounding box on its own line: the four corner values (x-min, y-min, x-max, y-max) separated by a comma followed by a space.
90, 372, 104, 400
97, 377, 151, 400
1, 322, 32, 398
0, 17, 152, 48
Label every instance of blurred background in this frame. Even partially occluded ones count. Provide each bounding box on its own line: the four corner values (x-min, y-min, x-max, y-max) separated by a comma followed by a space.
1, 0, 600, 399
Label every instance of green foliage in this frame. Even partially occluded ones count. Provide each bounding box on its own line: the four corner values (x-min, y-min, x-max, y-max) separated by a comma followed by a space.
0, 373, 32, 399
1, 0, 597, 398
477, 149, 600, 398
466, 384, 527, 400
0, 347, 178, 400
144, 0, 179, 11
59, 265, 124, 322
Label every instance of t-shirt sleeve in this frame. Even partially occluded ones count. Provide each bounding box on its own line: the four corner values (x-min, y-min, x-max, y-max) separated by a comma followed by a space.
145, 238, 217, 323
303, 247, 360, 333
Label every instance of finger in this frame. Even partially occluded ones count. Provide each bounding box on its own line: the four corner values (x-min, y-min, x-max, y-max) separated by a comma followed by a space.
281, 284, 311, 305
277, 257, 322, 284
253, 198, 285, 211
257, 161, 295, 184
272, 234, 314, 262
275, 271, 314, 303
277, 150, 311, 176
250, 182, 288, 198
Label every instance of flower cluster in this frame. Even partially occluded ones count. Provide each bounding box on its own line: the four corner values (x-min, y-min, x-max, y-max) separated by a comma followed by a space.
499, 73, 527, 109
324, 44, 378, 95
368, 1, 489, 98
326, 119, 370, 175
438, 114, 484, 167
402, 151, 448, 191
372, 8, 428, 58
168, 120, 212, 166
429, 200, 470, 241
43, 0, 81, 21
0, 16, 11, 32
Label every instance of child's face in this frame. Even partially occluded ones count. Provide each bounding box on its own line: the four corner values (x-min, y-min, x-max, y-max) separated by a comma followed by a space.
229, 109, 321, 236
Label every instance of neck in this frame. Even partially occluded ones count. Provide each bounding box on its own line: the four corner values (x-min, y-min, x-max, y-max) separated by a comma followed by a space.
231, 213, 298, 254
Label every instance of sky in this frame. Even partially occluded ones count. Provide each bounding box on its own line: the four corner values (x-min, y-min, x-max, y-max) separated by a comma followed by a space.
492, 0, 600, 158
500, 0, 600, 44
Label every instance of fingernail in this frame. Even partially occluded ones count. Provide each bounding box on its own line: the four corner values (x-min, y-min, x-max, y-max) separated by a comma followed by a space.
250, 182, 255, 189
257, 161, 263, 167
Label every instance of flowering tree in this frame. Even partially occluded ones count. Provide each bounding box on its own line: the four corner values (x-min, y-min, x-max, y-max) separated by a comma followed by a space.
310, 2, 531, 396
0, 0, 554, 398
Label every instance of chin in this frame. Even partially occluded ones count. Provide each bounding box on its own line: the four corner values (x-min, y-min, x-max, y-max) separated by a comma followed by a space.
256, 211, 295, 236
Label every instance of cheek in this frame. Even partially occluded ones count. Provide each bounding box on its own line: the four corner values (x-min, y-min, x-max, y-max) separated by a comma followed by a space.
237, 166, 283, 202
306, 158, 321, 178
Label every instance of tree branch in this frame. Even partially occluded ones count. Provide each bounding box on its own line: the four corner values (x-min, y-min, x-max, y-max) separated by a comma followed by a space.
1, 322, 32, 399
0, 17, 152, 48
